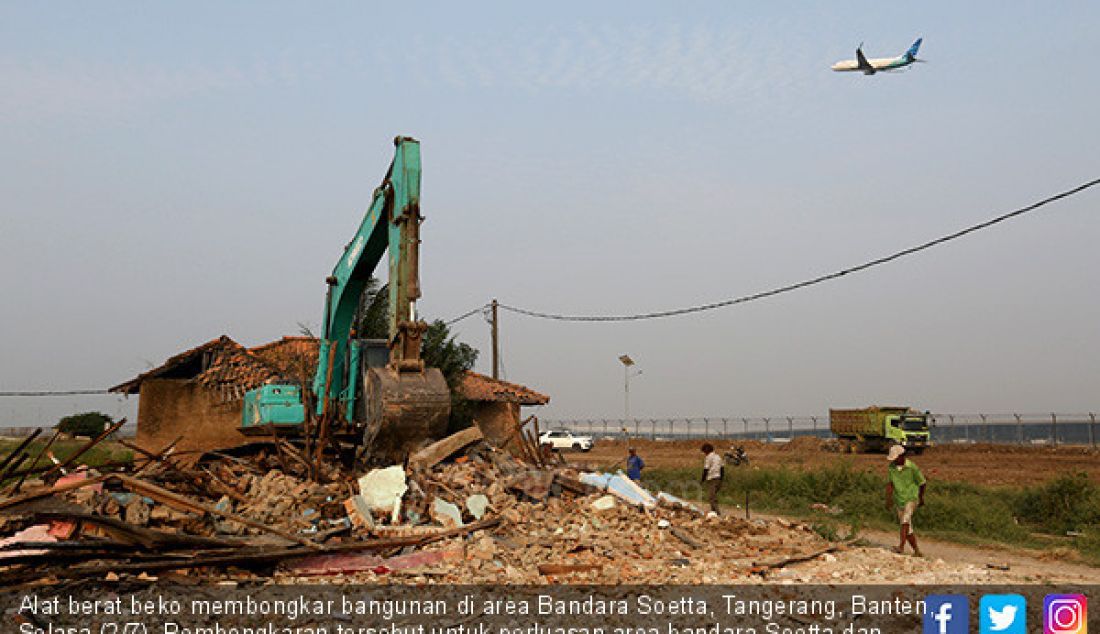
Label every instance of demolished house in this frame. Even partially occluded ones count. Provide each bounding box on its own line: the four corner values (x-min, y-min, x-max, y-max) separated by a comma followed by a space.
458, 371, 549, 452
0, 411, 853, 586
109, 336, 285, 454
110, 336, 549, 456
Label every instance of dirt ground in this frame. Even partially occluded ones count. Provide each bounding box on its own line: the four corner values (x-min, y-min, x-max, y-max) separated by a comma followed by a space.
575, 437, 1100, 486
562, 438, 1100, 583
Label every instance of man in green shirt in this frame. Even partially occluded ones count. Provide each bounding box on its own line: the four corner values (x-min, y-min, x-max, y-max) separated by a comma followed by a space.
885, 444, 926, 556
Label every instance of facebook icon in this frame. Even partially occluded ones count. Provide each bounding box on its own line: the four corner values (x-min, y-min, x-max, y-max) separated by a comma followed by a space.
925, 595, 970, 634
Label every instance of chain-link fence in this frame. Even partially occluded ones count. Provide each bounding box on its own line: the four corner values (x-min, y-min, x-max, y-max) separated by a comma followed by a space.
546, 412, 1100, 446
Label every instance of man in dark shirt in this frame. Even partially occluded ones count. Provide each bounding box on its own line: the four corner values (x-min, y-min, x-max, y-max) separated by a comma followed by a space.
626, 447, 645, 481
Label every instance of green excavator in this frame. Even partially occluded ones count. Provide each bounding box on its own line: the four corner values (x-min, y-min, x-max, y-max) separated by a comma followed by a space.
239, 136, 450, 465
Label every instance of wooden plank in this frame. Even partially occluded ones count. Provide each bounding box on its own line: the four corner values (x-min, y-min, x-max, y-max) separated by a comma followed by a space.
408, 426, 483, 471
34, 511, 241, 550
0, 474, 110, 511
40, 418, 127, 480
0, 429, 42, 473
11, 516, 502, 582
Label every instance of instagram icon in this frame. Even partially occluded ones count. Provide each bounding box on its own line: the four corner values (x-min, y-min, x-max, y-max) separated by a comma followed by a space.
1045, 595, 1087, 634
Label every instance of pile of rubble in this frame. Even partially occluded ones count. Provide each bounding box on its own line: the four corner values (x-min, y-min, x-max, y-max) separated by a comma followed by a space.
0, 425, 847, 586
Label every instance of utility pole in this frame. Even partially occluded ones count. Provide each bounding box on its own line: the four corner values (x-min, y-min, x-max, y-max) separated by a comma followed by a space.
491, 299, 499, 379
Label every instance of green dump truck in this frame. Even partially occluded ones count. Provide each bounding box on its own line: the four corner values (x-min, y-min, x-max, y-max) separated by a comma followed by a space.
829, 406, 931, 453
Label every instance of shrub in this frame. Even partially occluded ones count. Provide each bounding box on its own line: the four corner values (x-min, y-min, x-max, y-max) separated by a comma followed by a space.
1014, 472, 1100, 534
56, 411, 112, 437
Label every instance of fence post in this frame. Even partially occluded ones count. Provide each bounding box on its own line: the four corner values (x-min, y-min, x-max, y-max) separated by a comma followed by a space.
634, 418, 640, 437
786, 416, 794, 438
1051, 413, 1057, 445
723, 418, 729, 438
1090, 413, 1096, 448
949, 415, 956, 442
980, 414, 989, 444
1015, 414, 1022, 445
763, 418, 771, 443
669, 419, 674, 438
603, 419, 608, 437
812, 416, 818, 435
704, 418, 709, 439
742, 418, 749, 438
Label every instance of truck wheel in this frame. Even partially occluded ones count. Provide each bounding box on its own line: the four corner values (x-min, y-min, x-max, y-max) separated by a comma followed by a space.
572, 442, 582, 451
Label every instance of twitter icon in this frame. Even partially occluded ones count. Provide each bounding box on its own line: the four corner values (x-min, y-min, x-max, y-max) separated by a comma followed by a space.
981, 594, 1027, 634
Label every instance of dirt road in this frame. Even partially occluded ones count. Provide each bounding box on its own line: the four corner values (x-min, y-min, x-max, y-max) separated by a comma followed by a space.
741, 511, 1099, 584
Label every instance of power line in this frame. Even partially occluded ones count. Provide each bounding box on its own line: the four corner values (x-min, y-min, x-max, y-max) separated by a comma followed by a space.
445, 304, 490, 326
0, 390, 109, 397
497, 177, 1100, 322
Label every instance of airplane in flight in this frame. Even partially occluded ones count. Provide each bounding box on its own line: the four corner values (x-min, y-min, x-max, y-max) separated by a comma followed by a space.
832, 38, 923, 75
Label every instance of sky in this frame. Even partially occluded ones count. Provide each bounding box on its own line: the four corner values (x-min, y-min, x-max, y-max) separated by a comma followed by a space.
1, 1, 1098, 428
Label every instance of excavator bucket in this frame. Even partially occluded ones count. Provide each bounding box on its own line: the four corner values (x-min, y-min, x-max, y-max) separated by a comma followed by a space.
360, 366, 450, 465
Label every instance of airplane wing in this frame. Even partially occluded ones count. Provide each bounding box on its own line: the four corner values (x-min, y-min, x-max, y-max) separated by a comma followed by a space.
856, 47, 874, 73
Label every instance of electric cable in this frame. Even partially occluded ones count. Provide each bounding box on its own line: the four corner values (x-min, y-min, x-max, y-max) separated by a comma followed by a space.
445, 304, 490, 326
495, 177, 1100, 322
0, 390, 109, 397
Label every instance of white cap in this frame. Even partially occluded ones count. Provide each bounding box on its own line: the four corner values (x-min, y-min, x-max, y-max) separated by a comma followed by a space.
887, 445, 905, 461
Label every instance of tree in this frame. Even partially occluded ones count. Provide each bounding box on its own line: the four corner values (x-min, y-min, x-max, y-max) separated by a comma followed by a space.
355, 277, 480, 428
421, 319, 479, 430
355, 277, 389, 339
57, 411, 113, 437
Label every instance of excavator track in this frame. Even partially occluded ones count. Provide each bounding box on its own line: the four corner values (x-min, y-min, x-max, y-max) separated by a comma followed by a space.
360, 366, 450, 465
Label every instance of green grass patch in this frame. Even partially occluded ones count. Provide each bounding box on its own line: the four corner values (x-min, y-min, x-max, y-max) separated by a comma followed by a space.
642, 462, 1100, 565
0, 437, 133, 477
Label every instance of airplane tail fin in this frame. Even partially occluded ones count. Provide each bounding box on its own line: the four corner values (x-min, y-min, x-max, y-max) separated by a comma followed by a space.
905, 37, 922, 60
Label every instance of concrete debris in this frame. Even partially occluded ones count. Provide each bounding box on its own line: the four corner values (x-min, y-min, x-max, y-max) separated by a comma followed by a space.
579, 471, 657, 508
430, 498, 463, 528
465, 494, 490, 520
343, 495, 375, 529
356, 466, 407, 513
5, 424, 1066, 586
123, 498, 151, 527
590, 495, 617, 511
657, 491, 704, 515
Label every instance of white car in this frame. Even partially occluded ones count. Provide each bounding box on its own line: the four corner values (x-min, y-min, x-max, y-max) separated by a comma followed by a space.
538, 429, 593, 452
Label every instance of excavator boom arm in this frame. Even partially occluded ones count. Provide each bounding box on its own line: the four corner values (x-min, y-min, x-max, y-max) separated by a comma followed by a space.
241, 136, 450, 463
313, 137, 427, 419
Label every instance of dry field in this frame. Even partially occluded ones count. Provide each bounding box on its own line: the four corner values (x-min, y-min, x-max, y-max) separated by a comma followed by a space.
577, 437, 1100, 486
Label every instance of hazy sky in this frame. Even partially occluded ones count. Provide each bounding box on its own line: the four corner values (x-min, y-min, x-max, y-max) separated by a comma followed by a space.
2, 1, 1098, 427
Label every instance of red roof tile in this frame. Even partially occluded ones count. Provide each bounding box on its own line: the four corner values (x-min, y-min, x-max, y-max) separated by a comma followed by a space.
458, 371, 549, 405
110, 336, 283, 395
250, 336, 319, 384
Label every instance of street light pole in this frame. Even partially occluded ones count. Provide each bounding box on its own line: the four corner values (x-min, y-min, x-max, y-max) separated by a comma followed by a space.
618, 355, 641, 421
624, 364, 630, 420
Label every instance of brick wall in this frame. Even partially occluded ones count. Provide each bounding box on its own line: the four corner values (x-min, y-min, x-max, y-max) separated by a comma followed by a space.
473, 401, 522, 454
135, 378, 245, 454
